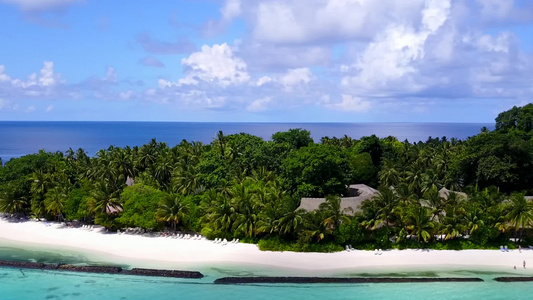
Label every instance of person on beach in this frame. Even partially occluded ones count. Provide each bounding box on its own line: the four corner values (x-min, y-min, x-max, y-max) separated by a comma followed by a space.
523, 260, 526, 269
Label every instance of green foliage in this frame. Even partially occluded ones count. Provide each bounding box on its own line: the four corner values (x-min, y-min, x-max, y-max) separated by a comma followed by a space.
353, 135, 383, 167
495, 103, 533, 133
64, 188, 89, 220
334, 219, 365, 246
272, 128, 313, 149
118, 183, 165, 230
347, 152, 378, 186
258, 236, 343, 253
281, 144, 350, 197
5, 104, 533, 252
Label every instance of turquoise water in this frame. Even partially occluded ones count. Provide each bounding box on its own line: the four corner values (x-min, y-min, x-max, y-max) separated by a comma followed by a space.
1, 267, 532, 300
0, 245, 531, 300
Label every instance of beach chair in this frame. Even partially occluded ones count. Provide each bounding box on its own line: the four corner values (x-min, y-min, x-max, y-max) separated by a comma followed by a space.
500, 245, 504, 252
504, 245, 509, 252
345, 245, 351, 252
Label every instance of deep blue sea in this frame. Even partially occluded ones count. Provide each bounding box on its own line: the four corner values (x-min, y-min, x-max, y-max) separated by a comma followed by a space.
0, 122, 492, 162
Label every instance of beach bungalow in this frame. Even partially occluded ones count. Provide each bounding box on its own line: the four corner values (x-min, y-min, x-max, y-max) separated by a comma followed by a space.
297, 184, 378, 215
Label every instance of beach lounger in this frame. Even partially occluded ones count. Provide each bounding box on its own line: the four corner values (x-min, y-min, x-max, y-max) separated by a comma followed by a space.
500, 246, 504, 252
504, 245, 509, 252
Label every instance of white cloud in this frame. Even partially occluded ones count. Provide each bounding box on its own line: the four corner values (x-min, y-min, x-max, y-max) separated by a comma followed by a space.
476, 0, 513, 20
38, 61, 56, 87
0, 98, 8, 110
477, 32, 511, 53
326, 94, 371, 112
5, 61, 62, 90
254, 2, 306, 44
221, 0, 241, 21
247, 97, 271, 112
251, 0, 425, 44
2, 0, 82, 11
104, 67, 117, 82
280, 68, 311, 87
119, 90, 134, 100
178, 43, 250, 87
45, 105, 54, 112
342, 0, 451, 93
0, 65, 11, 82
25, 105, 35, 113
256, 76, 272, 86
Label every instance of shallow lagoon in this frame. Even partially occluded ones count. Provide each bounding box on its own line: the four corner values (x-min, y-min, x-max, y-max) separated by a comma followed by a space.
0, 244, 531, 300
2, 267, 533, 300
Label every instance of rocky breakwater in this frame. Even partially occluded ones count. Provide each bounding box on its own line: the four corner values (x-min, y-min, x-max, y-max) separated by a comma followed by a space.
0, 260, 203, 279
494, 277, 533, 282
123, 268, 204, 278
214, 277, 484, 284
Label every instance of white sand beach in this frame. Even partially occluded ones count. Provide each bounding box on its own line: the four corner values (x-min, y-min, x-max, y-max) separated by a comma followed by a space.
1, 218, 532, 276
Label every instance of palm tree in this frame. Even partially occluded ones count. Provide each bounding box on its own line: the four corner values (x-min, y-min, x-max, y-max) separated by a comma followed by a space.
423, 186, 445, 222
231, 183, 259, 238
136, 138, 159, 172
464, 207, 484, 235
360, 199, 384, 230
277, 209, 306, 237
403, 204, 435, 244
379, 160, 400, 187
319, 195, 352, 233
155, 193, 189, 232
405, 166, 424, 197
172, 164, 199, 195
44, 187, 68, 222
505, 193, 533, 242
111, 147, 134, 181
214, 130, 227, 158
88, 181, 121, 216
0, 190, 27, 215
202, 190, 234, 234
372, 186, 399, 226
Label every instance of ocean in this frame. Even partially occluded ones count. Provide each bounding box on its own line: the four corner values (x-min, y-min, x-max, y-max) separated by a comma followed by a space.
0, 122, 492, 162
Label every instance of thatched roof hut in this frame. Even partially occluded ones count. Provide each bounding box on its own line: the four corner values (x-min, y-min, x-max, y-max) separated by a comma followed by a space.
297, 184, 378, 216
438, 187, 467, 200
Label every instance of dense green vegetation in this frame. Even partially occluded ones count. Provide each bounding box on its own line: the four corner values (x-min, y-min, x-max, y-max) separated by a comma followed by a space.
3, 105, 533, 252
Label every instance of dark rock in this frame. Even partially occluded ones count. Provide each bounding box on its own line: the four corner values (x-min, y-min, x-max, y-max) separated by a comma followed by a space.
57, 264, 122, 274
214, 276, 484, 284
0, 260, 45, 269
494, 277, 533, 282
125, 268, 204, 278
0, 259, 202, 279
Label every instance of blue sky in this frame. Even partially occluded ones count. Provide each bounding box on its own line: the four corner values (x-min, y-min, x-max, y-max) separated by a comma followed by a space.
0, 0, 532, 122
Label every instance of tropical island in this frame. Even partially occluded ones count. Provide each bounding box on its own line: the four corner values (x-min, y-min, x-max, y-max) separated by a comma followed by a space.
1, 104, 533, 256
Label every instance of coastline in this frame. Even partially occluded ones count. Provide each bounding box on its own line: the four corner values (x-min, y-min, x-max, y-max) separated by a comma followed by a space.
0, 218, 531, 278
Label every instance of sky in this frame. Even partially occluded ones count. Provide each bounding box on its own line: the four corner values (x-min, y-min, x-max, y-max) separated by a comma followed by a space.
0, 0, 532, 122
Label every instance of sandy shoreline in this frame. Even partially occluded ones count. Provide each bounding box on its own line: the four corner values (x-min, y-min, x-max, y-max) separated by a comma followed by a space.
0, 218, 532, 276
